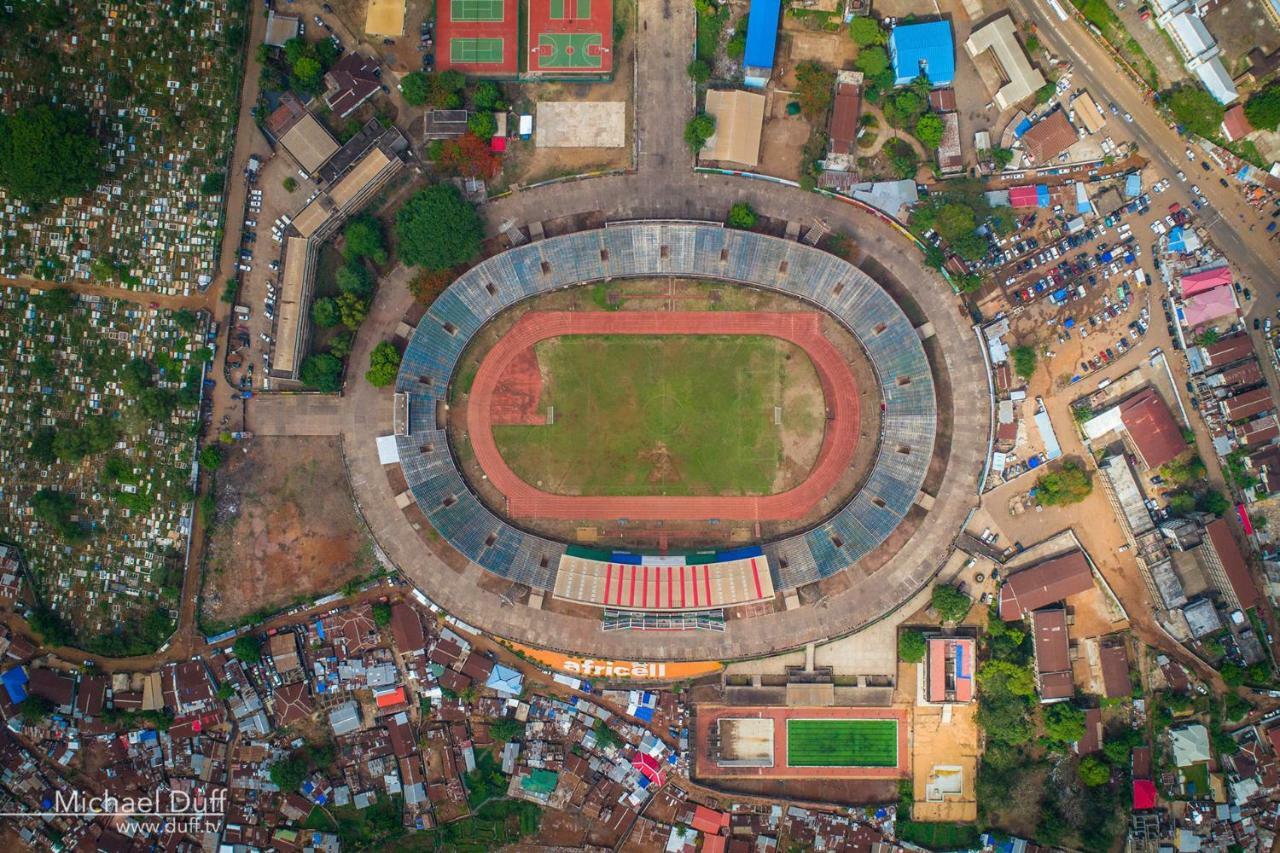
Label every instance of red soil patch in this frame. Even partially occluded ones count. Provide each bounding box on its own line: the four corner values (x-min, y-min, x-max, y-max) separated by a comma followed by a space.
488, 345, 545, 425
465, 310, 861, 522
693, 704, 909, 780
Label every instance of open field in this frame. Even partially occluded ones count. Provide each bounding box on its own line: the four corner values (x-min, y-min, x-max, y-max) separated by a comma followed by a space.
200, 437, 375, 631
786, 719, 899, 767
491, 334, 823, 497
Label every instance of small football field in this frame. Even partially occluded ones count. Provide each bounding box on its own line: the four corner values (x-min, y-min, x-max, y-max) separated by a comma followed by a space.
786, 719, 899, 768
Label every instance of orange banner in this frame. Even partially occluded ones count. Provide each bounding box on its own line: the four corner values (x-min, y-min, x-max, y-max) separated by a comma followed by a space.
504, 641, 723, 680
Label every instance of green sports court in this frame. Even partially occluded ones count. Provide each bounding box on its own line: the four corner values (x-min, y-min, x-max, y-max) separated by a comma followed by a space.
450, 37, 505, 64
450, 0, 505, 21
786, 719, 899, 768
528, 0, 613, 74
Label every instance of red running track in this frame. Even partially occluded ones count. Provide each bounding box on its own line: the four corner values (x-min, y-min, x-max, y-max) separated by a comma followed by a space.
466, 311, 861, 521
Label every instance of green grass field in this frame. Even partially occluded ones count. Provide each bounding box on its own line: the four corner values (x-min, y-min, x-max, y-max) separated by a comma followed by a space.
492, 335, 804, 497
786, 719, 898, 768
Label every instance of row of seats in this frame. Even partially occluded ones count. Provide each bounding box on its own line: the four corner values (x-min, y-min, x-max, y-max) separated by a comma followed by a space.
393, 222, 938, 595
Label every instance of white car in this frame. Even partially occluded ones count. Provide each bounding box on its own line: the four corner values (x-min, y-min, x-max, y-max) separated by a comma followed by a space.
1176, 170, 1186, 181
1191, 185, 1202, 196
1186, 149, 1195, 161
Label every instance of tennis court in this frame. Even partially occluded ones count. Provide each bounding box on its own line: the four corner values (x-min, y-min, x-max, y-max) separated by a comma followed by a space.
550, 0, 592, 19
450, 37, 505, 63
786, 719, 899, 768
537, 33, 603, 69
451, 0, 505, 21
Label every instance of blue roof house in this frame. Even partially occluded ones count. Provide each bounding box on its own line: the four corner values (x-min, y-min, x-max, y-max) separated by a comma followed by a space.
887, 21, 955, 87
742, 0, 783, 88
486, 664, 524, 697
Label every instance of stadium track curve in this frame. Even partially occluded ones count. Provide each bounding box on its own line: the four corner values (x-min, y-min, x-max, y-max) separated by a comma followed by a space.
465, 310, 862, 522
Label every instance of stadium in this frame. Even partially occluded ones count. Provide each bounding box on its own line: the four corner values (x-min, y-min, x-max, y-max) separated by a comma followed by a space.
384, 219, 985, 660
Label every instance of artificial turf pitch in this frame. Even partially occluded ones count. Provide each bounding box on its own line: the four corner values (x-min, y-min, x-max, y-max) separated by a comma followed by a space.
492, 335, 809, 497
786, 719, 899, 768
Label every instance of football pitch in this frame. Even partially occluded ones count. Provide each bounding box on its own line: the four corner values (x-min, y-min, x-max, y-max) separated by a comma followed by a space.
786, 719, 899, 768
492, 335, 820, 497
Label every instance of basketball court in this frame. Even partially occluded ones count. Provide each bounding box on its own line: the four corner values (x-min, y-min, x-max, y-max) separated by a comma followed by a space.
527, 0, 614, 74
437, 0, 519, 75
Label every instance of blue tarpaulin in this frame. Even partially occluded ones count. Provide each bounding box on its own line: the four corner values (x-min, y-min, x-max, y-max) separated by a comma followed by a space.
1124, 173, 1141, 198
1014, 118, 1032, 138
1028, 456, 1042, 469
1063, 317, 1075, 329
1036, 185, 1050, 207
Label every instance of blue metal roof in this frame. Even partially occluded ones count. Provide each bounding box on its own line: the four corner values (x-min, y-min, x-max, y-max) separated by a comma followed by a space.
888, 21, 955, 86
1, 667, 27, 704
743, 0, 782, 73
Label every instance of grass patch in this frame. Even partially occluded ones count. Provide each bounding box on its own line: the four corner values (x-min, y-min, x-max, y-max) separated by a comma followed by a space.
896, 821, 982, 850
786, 719, 898, 767
492, 335, 805, 496
696, 4, 729, 64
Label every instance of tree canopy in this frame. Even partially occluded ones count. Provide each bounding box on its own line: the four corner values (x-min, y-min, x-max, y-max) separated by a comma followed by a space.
854, 46, 889, 76
1010, 345, 1037, 380
1078, 755, 1110, 786
232, 635, 262, 663
1167, 84, 1225, 139
1037, 460, 1093, 506
932, 584, 972, 623
300, 353, 344, 392
343, 215, 387, 265
1245, 82, 1280, 131
365, 341, 401, 387
1042, 702, 1086, 744
312, 297, 339, 328
794, 61, 836, 122
914, 113, 944, 149
898, 629, 927, 663
395, 185, 483, 272
0, 104, 103, 203
399, 70, 464, 108
849, 17, 886, 46
684, 113, 716, 151
727, 202, 757, 229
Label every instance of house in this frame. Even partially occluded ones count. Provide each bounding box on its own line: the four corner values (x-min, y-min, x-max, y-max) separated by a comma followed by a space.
278, 113, 341, 177
1098, 636, 1132, 699
486, 664, 524, 697
998, 550, 1095, 620
1170, 724, 1211, 767
742, 0, 783, 88
702, 89, 766, 166
1182, 283, 1239, 328
273, 681, 314, 727
888, 21, 955, 87
827, 71, 863, 157
28, 668, 76, 714
323, 53, 381, 119
269, 632, 303, 677
390, 603, 426, 655
1183, 597, 1223, 638
1221, 105, 1253, 142
1221, 387, 1272, 422
1118, 389, 1186, 471
936, 112, 962, 174
329, 700, 362, 736
1199, 518, 1260, 611
1031, 608, 1074, 702
1021, 110, 1076, 164
926, 636, 975, 703
963, 15, 1046, 110
1202, 332, 1254, 367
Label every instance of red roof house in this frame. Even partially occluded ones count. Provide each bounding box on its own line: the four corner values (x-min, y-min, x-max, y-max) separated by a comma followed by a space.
998, 550, 1095, 621
1133, 778, 1157, 810
1118, 389, 1186, 470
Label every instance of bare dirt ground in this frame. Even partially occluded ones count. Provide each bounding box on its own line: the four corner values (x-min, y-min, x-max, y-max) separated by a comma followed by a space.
910, 696, 980, 823
200, 437, 375, 631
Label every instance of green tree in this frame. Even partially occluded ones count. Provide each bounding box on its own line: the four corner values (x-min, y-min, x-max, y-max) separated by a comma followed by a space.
336, 261, 374, 298
0, 104, 103, 203
467, 111, 498, 140
292, 56, 323, 90
727, 202, 757, 229
849, 17, 886, 46
201, 172, 225, 194
854, 46, 889, 76
232, 635, 262, 663
312, 297, 339, 328
19, 694, 54, 726
372, 602, 392, 626
1167, 84, 1226, 139
1220, 662, 1245, 687
1037, 460, 1093, 506
899, 629, 927, 663
1024, 35, 1041, 54
1161, 454, 1207, 485
270, 753, 308, 792
1042, 702, 1086, 744
885, 138, 918, 179
282, 176, 297, 192
978, 659, 1038, 698
1035, 82, 1057, 104
300, 353, 344, 392
199, 445, 223, 470
687, 58, 711, 84
794, 60, 836, 122
914, 113, 944, 149
336, 291, 368, 330
684, 113, 716, 151
1168, 492, 1196, 515
399, 71, 430, 106
395, 184, 483, 271
343, 215, 387, 264
1010, 345, 1036, 380
1078, 755, 1110, 786
1196, 489, 1230, 516
365, 341, 402, 387
1244, 82, 1280, 131
31, 489, 84, 542
932, 584, 972, 623
472, 80, 506, 111
490, 717, 522, 742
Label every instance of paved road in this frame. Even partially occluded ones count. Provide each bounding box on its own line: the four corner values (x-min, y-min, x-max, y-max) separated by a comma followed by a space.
1009, 0, 1276, 288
